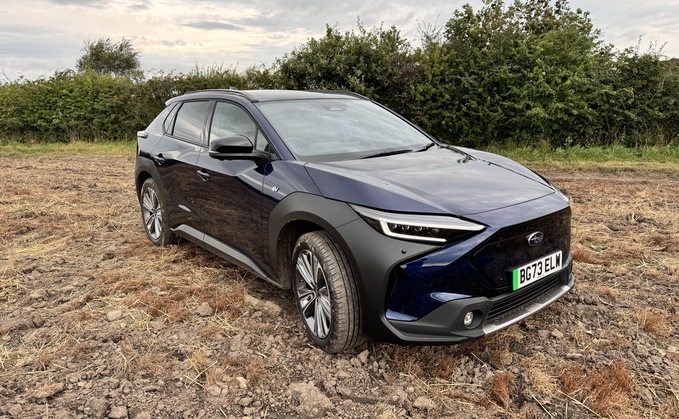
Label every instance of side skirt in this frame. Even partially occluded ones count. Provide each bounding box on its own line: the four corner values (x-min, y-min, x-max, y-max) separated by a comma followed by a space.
172, 225, 283, 288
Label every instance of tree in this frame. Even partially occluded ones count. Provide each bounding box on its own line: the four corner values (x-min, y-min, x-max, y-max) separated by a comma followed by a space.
76, 37, 141, 78
276, 23, 421, 115
412, 0, 617, 147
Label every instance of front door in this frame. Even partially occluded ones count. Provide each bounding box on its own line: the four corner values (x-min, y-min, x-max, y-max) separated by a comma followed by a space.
192, 101, 272, 264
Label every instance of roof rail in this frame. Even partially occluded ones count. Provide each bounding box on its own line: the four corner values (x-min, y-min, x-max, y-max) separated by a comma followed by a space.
312, 90, 370, 100
182, 88, 257, 101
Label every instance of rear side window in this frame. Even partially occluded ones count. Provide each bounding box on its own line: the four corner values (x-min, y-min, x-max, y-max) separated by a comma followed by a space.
163, 103, 180, 134
146, 103, 176, 133
172, 101, 210, 143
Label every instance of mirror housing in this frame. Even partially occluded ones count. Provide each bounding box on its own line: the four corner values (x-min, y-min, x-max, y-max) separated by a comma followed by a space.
209, 135, 270, 162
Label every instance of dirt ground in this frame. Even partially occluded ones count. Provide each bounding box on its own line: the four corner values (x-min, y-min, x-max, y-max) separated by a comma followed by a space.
0, 155, 677, 418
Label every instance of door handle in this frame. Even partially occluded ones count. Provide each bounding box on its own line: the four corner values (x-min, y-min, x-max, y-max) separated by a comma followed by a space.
197, 170, 211, 180
152, 153, 166, 165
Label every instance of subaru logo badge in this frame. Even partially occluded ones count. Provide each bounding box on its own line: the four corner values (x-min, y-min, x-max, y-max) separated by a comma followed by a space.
527, 231, 544, 246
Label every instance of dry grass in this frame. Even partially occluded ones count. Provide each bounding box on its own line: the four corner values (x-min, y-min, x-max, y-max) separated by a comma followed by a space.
638, 309, 675, 338
0, 156, 677, 417
488, 371, 515, 408
559, 359, 633, 417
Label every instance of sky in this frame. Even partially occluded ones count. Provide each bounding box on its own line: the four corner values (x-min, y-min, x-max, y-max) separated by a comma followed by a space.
1, 0, 678, 82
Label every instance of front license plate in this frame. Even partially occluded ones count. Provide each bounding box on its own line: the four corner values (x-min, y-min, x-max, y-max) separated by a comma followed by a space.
512, 251, 562, 291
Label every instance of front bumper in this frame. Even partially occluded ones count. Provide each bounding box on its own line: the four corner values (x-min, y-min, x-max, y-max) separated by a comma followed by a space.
387, 256, 573, 343
330, 195, 573, 344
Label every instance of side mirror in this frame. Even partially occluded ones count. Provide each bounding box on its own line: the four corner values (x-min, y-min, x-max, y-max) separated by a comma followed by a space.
209, 135, 254, 155
208, 135, 274, 163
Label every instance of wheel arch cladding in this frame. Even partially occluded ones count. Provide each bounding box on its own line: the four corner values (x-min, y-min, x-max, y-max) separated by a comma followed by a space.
268, 193, 361, 289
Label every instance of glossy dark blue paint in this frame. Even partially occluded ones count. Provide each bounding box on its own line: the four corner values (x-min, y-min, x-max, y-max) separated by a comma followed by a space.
135, 89, 574, 345
305, 147, 554, 215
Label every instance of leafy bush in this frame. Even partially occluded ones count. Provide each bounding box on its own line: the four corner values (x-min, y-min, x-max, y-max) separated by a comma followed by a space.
0, 0, 677, 145
0, 71, 137, 142
276, 22, 420, 116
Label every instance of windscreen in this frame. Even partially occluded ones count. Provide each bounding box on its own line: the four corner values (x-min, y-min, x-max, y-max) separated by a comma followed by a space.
256, 99, 433, 161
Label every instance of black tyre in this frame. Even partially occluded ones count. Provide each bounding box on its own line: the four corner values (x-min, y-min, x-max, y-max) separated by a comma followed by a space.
139, 178, 176, 246
291, 231, 364, 353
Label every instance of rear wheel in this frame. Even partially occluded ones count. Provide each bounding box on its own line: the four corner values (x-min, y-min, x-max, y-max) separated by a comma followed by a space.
140, 178, 176, 246
292, 231, 363, 353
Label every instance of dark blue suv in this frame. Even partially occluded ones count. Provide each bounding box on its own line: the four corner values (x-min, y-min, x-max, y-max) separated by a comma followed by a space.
135, 89, 574, 353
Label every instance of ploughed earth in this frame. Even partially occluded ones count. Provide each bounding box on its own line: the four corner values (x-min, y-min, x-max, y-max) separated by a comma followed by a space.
0, 155, 677, 418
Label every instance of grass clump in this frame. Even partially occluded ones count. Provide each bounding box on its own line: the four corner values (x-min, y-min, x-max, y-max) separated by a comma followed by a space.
0, 140, 135, 157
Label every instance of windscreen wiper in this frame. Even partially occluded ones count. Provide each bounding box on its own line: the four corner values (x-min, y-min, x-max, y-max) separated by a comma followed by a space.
361, 142, 435, 159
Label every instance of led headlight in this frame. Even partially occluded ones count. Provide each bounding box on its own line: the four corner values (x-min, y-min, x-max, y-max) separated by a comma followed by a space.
351, 205, 485, 244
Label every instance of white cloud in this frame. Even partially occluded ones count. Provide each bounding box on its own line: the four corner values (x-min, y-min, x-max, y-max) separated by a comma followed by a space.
1, 0, 677, 81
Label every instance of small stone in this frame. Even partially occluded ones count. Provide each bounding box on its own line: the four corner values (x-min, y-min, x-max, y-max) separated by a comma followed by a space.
29, 290, 47, 300
7, 404, 23, 417
639, 388, 654, 405
357, 349, 370, 365
551, 329, 564, 339
236, 376, 248, 389
414, 396, 437, 410
239, 397, 253, 407
108, 405, 128, 418
33, 382, 64, 399
289, 382, 334, 415
32, 316, 46, 328
262, 301, 282, 316
87, 398, 109, 417
195, 302, 213, 317
537, 329, 550, 339
106, 310, 123, 322
131, 412, 152, 419
206, 385, 222, 397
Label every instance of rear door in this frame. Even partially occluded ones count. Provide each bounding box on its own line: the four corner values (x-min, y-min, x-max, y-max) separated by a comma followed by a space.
152, 100, 209, 228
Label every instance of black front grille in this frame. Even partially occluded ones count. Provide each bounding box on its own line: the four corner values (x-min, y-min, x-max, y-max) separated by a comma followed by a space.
487, 272, 562, 320
472, 207, 571, 291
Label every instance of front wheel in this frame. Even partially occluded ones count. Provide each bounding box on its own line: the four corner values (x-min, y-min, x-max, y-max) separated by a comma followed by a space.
291, 231, 364, 353
139, 178, 176, 246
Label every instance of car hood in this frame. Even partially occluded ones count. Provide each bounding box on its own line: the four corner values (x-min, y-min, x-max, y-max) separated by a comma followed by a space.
304, 147, 555, 216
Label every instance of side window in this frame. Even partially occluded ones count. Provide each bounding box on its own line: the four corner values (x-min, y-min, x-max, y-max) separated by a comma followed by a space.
172, 101, 210, 143
163, 103, 179, 134
210, 102, 275, 154
254, 129, 271, 152
146, 103, 175, 133
210, 102, 258, 144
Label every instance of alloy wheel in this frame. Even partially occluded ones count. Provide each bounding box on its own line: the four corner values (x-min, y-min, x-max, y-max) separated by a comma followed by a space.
295, 249, 332, 339
141, 186, 163, 241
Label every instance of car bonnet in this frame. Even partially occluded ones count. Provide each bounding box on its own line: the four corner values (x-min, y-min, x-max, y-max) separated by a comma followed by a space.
303, 147, 555, 216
